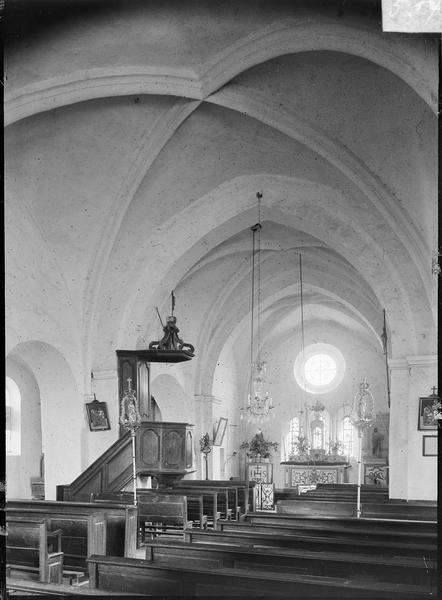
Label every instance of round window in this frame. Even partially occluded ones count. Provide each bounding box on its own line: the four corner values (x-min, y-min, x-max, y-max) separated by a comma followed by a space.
294, 343, 345, 394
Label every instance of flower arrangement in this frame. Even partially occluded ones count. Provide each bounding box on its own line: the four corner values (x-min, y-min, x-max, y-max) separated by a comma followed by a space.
288, 435, 310, 459
328, 439, 344, 455
199, 433, 212, 454
240, 430, 279, 459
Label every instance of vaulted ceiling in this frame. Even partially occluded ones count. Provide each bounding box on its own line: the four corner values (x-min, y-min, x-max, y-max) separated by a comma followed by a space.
5, 0, 438, 398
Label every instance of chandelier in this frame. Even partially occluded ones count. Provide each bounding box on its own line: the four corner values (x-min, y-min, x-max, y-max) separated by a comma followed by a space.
240, 193, 274, 423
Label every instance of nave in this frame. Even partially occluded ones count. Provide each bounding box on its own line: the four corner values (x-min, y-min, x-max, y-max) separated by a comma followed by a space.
4, 0, 439, 598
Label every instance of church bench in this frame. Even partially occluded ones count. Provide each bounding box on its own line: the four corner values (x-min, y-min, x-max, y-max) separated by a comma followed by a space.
87, 553, 432, 598
171, 487, 223, 528
7, 507, 107, 571
89, 491, 135, 504
137, 489, 207, 529
244, 512, 437, 535
6, 576, 146, 596
6, 517, 64, 583
174, 483, 235, 520
143, 539, 436, 588
276, 499, 438, 520
91, 488, 208, 529
217, 519, 436, 546
183, 526, 437, 559
7, 500, 137, 560
137, 493, 191, 541
175, 479, 252, 515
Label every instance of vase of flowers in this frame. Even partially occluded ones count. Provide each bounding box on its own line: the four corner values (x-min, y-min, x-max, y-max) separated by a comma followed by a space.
199, 433, 213, 480
240, 429, 279, 461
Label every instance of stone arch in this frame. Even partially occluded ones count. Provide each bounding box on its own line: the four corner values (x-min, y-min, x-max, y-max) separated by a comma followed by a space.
5, 18, 436, 126
7, 341, 82, 500
150, 372, 192, 423
110, 175, 431, 366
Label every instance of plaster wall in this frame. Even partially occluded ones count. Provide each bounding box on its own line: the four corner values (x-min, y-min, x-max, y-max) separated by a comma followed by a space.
7, 342, 83, 500
88, 371, 120, 471
6, 357, 42, 499
212, 348, 242, 479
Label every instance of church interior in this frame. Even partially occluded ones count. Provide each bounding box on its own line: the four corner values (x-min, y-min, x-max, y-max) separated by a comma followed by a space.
4, 0, 439, 597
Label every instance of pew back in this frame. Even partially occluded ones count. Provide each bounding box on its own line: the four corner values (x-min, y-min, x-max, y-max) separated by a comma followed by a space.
143, 539, 435, 587
183, 526, 437, 559
137, 489, 206, 529
137, 493, 190, 539
87, 554, 432, 598
6, 517, 64, 583
7, 500, 137, 559
276, 499, 438, 520
7, 507, 107, 570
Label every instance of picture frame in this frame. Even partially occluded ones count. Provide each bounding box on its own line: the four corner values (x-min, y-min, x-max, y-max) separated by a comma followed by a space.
422, 435, 437, 457
86, 400, 111, 431
213, 417, 228, 446
418, 396, 438, 430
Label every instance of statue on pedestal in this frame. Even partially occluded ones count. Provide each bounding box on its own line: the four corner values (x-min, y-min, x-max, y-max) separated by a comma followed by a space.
371, 427, 384, 457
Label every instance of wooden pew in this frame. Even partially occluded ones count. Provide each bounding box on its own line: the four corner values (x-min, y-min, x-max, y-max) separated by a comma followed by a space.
244, 511, 437, 535
137, 493, 191, 541
87, 554, 432, 598
92, 489, 208, 530
7, 508, 107, 572
6, 576, 146, 596
7, 500, 137, 560
175, 479, 252, 516
171, 487, 221, 529
90, 491, 134, 504
182, 526, 437, 559
276, 498, 438, 520
174, 484, 232, 521
143, 539, 436, 588
217, 519, 436, 546
136, 489, 207, 530
6, 517, 64, 583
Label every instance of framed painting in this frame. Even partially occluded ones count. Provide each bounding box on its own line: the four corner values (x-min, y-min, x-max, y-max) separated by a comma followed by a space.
418, 396, 438, 430
213, 417, 228, 446
422, 435, 437, 457
86, 400, 111, 431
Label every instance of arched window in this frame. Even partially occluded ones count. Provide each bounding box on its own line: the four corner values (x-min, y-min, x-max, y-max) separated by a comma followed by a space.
310, 418, 324, 450
312, 425, 323, 449
342, 416, 354, 457
287, 416, 300, 457
6, 376, 21, 456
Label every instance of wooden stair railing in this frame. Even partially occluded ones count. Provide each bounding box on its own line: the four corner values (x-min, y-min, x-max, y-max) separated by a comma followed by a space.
57, 432, 133, 501
57, 421, 195, 501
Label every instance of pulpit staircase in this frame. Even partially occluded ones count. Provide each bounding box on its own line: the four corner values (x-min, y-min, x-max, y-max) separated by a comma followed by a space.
57, 421, 194, 501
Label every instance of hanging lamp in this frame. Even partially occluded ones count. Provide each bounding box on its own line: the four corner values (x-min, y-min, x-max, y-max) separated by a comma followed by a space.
240, 193, 274, 423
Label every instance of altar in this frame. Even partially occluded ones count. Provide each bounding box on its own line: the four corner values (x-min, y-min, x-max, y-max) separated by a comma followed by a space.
281, 458, 350, 487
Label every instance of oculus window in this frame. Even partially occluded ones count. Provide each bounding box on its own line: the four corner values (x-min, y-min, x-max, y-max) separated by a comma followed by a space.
294, 343, 345, 394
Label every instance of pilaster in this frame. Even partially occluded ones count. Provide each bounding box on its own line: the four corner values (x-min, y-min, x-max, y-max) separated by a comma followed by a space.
389, 355, 437, 500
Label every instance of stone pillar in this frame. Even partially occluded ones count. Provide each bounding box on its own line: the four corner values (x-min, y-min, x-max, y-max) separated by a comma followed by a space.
406, 356, 437, 500
389, 355, 437, 500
